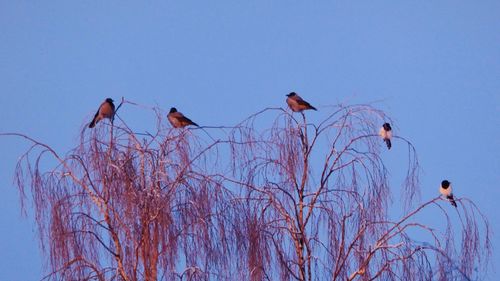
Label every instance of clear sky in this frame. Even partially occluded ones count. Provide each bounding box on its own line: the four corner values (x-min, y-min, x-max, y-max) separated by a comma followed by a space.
1, 1, 498, 280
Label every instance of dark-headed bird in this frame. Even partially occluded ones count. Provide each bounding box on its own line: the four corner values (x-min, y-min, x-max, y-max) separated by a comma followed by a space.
167, 107, 199, 128
440, 180, 457, 207
286, 92, 317, 112
379, 123, 392, 149
89, 98, 115, 128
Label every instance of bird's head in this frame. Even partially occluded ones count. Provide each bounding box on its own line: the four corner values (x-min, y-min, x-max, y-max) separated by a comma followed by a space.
383, 123, 392, 131
169, 107, 177, 113
106, 98, 114, 103
441, 180, 451, 188
286, 92, 297, 97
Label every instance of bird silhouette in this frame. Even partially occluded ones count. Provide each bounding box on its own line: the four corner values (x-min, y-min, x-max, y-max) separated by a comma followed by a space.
379, 123, 392, 149
167, 107, 199, 128
440, 180, 457, 207
89, 98, 115, 128
286, 92, 317, 112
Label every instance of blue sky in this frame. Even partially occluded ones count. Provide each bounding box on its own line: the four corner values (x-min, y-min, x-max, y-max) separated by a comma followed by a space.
0, 1, 499, 280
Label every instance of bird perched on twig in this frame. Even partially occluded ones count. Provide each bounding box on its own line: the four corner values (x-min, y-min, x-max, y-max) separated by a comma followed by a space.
88, 98, 115, 128
440, 180, 457, 207
167, 107, 199, 128
379, 123, 392, 149
286, 92, 317, 112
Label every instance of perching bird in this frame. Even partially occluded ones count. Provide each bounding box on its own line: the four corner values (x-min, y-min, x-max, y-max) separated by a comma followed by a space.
379, 123, 392, 149
440, 180, 457, 207
167, 107, 199, 128
88, 98, 115, 128
286, 92, 317, 112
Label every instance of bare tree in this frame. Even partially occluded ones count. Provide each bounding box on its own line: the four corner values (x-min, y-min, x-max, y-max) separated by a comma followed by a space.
4, 101, 490, 281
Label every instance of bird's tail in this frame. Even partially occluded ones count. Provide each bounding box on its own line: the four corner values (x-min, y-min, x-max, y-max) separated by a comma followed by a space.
192, 122, 200, 127
88, 113, 100, 128
310, 105, 317, 111
448, 195, 457, 207
385, 139, 392, 149
88, 117, 97, 128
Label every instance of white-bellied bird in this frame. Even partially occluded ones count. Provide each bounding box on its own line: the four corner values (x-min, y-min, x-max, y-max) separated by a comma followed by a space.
440, 180, 457, 207
379, 123, 392, 149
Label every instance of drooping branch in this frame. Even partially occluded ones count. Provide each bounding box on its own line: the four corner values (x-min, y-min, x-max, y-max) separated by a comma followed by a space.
3, 102, 490, 281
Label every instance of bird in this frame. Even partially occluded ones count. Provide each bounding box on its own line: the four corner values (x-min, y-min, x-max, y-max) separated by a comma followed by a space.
167, 107, 199, 128
88, 98, 115, 128
379, 123, 392, 149
439, 180, 457, 207
286, 92, 317, 112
